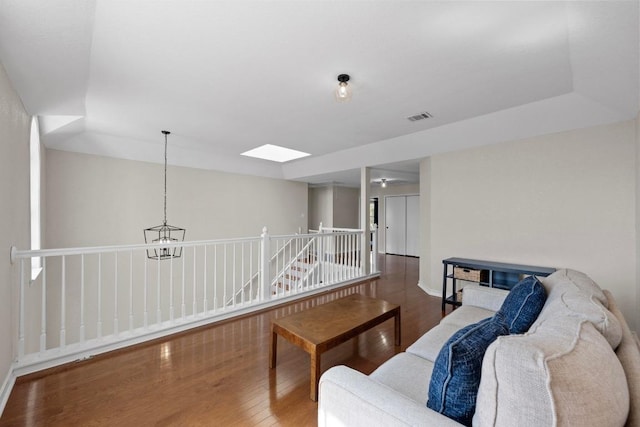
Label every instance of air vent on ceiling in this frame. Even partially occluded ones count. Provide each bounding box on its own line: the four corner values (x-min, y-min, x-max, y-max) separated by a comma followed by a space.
406, 111, 432, 122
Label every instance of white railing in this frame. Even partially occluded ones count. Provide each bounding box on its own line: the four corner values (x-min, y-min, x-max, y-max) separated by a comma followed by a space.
9, 226, 378, 375
313, 223, 378, 273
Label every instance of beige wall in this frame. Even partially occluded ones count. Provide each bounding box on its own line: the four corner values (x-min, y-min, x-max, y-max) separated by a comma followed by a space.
0, 62, 30, 401
333, 186, 359, 229
308, 185, 360, 230
419, 158, 431, 293
45, 149, 308, 248
420, 119, 638, 331
308, 186, 333, 229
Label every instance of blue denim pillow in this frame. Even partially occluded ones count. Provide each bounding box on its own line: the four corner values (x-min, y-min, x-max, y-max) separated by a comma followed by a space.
427, 316, 508, 426
497, 275, 547, 334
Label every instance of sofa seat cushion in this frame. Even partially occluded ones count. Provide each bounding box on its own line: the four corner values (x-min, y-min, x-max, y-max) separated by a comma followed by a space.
427, 316, 509, 426
496, 275, 546, 334
370, 352, 434, 404
407, 323, 466, 362
440, 305, 496, 329
407, 306, 495, 362
538, 269, 622, 348
474, 316, 629, 427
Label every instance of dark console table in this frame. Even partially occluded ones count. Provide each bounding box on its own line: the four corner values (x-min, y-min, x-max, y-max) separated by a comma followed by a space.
441, 257, 556, 314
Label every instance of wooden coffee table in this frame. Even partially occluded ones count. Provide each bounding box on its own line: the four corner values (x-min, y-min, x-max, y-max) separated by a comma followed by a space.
269, 293, 401, 401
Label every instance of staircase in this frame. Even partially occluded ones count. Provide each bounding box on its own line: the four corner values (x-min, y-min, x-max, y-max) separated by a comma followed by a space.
226, 226, 369, 306
227, 236, 320, 305
272, 255, 318, 295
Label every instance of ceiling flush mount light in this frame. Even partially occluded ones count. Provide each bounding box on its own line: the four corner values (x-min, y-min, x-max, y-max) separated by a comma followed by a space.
241, 144, 310, 163
381, 178, 387, 188
335, 74, 352, 102
144, 130, 185, 260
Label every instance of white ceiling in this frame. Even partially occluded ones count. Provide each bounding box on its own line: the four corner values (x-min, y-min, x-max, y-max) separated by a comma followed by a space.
0, 1, 638, 187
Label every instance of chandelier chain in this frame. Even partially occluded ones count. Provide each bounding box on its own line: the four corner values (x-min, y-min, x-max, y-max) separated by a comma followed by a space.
163, 131, 168, 225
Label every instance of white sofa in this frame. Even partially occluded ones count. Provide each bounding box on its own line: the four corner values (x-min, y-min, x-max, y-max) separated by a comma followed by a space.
318, 269, 640, 426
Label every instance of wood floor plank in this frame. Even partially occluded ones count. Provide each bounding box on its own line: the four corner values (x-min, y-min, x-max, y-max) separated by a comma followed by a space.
1, 255, 445, 426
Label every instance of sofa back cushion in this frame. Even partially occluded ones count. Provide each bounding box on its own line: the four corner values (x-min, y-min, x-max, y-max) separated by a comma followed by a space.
474, 316, 629, 427
427, 316, 509, 426
496, 275, 546, 334
537, 269, 622, 348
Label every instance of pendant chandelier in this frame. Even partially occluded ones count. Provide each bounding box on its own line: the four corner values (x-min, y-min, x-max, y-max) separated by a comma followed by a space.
144, 130, 186, 260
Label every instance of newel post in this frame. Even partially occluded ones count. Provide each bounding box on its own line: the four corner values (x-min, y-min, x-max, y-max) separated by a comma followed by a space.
260, 227, 271, 301
317, 223, 324, 282
371, 224, 378, 273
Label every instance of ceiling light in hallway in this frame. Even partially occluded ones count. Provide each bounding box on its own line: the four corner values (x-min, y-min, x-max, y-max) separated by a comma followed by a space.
335, 74, 352, 102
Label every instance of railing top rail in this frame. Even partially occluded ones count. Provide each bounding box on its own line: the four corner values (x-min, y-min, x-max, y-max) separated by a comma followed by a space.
11, 236, 262, 259
320, 227, 364, 232
11, 228, 367, 261
272, 230, 362, 240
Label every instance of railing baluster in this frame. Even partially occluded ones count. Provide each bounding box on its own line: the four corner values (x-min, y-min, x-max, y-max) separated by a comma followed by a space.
169, 252, 174, 323
97, 253, 102, 339
203, 245, 208, 314
213, 244, 218, 311
357, 233, 362, 274
144, 254, 148, 328
129, 251, 133, 332
18, 259, 25, 359
353, 233, 357, 275
345, 234, 350, 277
348, 234, 353, 278
276, 241, 286, 295
290, 239, 294, 294
327, 236, 336, 284
223, 244, 227, 309
241, 242, 245, 305
327, 234, 332, 284
114, 252, 118, 336
156, 250, 161, 324
181, 249, 186, 319
60, 255, 66, 348
342, 234, 346, 278
80, 254, 85, 342
192, 246, 197, 316
40, 257, 46, 353
339, 233, 342, 281
249, 242, 254, 302
232, 243, 236, 308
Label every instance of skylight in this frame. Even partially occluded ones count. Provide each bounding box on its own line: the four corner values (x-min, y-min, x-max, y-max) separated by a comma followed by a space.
241, 144, 310, 163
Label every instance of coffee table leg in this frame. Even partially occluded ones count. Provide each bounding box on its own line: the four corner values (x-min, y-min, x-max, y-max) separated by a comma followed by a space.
269, 328, 277, 369
310, 348, 321, 401
394, 309, 401, 346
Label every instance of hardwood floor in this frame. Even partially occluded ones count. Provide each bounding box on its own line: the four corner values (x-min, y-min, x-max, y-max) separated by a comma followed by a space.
1, 255, 446, 426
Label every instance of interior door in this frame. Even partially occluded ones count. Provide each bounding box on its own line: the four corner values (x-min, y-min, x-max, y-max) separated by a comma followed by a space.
405, 195, 420, 256
385, 196, 406, 255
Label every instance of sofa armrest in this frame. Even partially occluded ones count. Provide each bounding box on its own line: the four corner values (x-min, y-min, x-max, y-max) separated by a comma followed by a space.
462, 284, 509, 312
318, 366, 462, 427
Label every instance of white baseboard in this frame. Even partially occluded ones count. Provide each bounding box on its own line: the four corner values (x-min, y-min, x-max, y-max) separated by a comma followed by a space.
0, 365, 16, 417
417, 280, 441, 297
